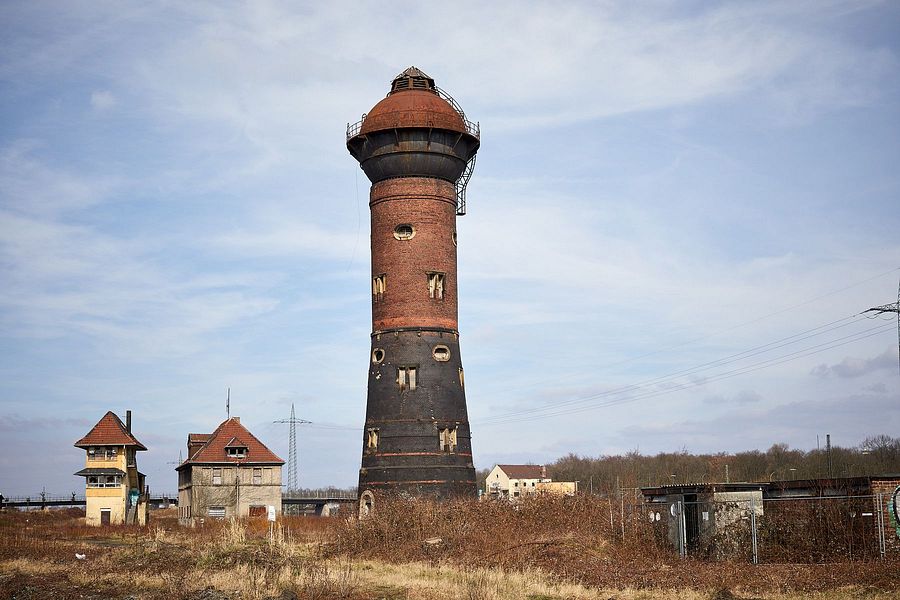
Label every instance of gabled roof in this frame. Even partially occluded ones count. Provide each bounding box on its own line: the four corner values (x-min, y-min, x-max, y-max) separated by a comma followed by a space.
178, 417, 283, 468
224, 436, 247, 448
497, 464, 546, 480
74, 411, 147, 450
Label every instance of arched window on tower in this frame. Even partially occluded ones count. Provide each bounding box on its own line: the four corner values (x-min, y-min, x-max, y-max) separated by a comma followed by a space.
439, 426, 458, 452
427, 272, 444, 299
373, 274, 386, 302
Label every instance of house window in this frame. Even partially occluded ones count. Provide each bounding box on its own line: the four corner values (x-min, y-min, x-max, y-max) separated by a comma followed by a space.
398, 366, 417, 391
208, 506, 226, 519
432, 345, 450, 362
439, 427, 457, 452
514, 482, 519, 487
253, 468, 262, 485
226, 446, 247, 458
427, 272, 444, 299
366, 428, 379, 451
212, 468, 222, 485
87, 475, 121, 488
373, 274, 386, 301
393, 224, 415, 240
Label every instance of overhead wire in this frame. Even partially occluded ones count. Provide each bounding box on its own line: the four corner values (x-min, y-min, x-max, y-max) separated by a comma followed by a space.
475, 313, 874, 424
475, 321, 894, 426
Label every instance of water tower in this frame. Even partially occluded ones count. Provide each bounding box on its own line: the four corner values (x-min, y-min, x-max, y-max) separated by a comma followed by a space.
347, 67, 479, 502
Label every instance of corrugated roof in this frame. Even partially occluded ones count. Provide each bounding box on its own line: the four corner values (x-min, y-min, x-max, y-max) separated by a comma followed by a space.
74, 467, 126, 477
74, 411, 147, 450
178, 417, 283, 467
497, 464, 545, 479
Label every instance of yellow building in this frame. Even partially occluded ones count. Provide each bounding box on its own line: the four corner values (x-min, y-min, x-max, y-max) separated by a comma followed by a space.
484, 464, 577, 500
74, 410, 148, 526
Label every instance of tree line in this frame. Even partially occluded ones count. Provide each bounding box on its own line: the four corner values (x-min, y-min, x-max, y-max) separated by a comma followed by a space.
478, 434, 900, 496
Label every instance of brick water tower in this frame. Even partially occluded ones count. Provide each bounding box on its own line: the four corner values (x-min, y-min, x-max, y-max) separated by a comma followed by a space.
347, 67, 479, 502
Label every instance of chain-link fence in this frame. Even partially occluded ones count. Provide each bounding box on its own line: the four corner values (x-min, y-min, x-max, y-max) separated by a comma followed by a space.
641, 493, 898, 563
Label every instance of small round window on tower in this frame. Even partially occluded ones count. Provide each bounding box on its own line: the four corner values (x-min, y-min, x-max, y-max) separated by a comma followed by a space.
452, 231, 457, 246
372, 348, 385, 364
393, 224, 415, 240
432, 345, 451, 362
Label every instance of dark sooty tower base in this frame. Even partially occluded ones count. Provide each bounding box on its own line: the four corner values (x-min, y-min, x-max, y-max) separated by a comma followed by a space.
347, 68, 480, 500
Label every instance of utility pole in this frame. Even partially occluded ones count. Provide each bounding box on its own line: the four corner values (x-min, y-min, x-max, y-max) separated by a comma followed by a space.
863, 278, 900, 374
273, 404, 311, 493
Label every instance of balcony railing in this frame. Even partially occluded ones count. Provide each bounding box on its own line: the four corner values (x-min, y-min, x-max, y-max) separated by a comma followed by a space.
346, 105, 480, 142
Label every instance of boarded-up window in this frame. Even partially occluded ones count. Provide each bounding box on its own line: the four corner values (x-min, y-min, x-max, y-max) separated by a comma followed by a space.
366, 428, 379, 451
208, 506, 226, 519
372, 274, 386, 301
398, 366, 417, 391
253, 467, 262, 485
249, 505, 266, 517
427, 272, 444, 299
212, 468, 222, 485
439, 427, 458, 452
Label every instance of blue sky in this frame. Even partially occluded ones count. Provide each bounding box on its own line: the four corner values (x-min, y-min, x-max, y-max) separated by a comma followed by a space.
1, 1, 898, 496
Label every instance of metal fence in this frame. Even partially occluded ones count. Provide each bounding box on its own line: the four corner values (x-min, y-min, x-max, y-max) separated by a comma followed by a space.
642, 494, 898, 563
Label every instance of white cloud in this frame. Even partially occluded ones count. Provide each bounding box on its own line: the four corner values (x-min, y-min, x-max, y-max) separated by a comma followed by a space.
811, 346, 899, 379
90, 90, 117, 110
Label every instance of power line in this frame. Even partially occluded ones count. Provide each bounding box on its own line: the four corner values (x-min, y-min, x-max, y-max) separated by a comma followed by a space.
273, 403, 311, 492
475, 320, 894, 426
476, 314, 877, 424
478, 266, 900, 396
862, 277, 900, 374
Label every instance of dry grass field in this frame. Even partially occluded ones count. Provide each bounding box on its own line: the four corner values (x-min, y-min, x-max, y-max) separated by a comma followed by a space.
1, 496, 898, 600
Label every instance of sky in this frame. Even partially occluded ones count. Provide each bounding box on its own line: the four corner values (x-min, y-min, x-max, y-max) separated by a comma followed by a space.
1, 0, 899, 496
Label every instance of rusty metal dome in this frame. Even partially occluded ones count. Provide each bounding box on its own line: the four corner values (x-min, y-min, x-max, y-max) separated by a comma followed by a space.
347, 67, 480, 214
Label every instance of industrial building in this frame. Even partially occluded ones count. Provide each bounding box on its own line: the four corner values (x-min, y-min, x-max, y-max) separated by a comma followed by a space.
347, 67, 480, 503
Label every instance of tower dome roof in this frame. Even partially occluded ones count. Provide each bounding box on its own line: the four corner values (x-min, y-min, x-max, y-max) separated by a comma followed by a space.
358, 66, 470, 136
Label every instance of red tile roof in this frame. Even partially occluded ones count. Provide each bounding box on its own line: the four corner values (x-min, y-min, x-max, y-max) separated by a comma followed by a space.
74, 411, 147, 450
497, 464, 546, 480
179, 417, 283, 467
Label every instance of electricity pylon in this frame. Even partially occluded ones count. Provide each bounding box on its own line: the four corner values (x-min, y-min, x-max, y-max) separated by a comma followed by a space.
863, 278, 900, 374
273, 403, 311, 492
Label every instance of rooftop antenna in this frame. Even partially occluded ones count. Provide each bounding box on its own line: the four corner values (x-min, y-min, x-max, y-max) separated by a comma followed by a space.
862, 277, 900, 374
226, 387, 230, 420
273, 403, 311, 492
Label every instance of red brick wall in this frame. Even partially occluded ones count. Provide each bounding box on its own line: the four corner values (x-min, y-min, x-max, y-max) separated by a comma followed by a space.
370, 177, 458, 332
873, 478, 900, 554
